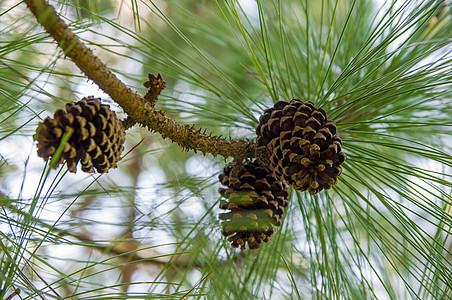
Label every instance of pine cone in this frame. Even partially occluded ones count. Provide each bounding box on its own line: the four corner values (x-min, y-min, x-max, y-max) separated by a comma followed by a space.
256, 99, 346, 195
218, 159, 290, 250
35, 96, 125, 173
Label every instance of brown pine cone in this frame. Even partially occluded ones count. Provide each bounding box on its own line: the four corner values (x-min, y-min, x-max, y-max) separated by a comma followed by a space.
35, 96, 125, 173
218, 159, 290, 250
256, 99, 345, 195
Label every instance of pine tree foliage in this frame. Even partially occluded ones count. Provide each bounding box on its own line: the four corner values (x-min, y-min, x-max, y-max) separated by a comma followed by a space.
0, 0, 451, 299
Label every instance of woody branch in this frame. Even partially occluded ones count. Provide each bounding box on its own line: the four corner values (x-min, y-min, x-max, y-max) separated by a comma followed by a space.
23, 0, 255, 160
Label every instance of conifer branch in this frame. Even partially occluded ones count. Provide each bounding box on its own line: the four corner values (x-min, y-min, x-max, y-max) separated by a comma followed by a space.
23, 0, 255, 160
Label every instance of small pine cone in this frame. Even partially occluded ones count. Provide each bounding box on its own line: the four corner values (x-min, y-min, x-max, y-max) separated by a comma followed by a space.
35, 96, 125, 173
256, 99, 346, 195
143, 73, 166, 106
218, 159, 290, 250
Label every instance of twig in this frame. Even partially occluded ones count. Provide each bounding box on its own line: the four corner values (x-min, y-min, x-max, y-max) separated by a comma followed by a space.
0, 241, 48, 300
143, 73, 166, 107
5, 289, 21, 300
59, 230, 170, 266
1, 200, 193, 268
179, 269, 214, 299
23, 0, 255, 160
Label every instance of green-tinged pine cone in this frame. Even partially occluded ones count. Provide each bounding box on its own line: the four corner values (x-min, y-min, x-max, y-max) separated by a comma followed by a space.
35, 96, 125, 173
256, 99, 346, 195
218, 159, 290, 250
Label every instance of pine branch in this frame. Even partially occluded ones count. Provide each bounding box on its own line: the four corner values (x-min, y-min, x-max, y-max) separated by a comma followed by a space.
55, 230, 193, 268
23, 0, 255, 160
0, 197, 191, 268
